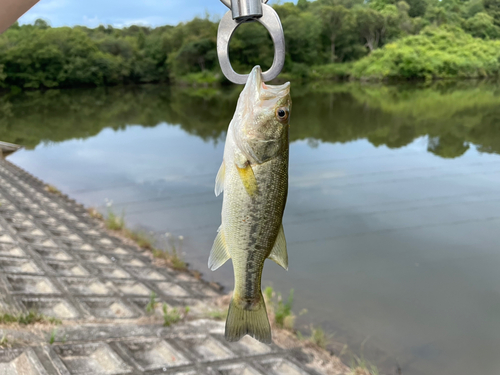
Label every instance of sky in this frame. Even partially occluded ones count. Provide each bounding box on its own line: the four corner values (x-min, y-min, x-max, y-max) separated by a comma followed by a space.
18, 0, 285, 28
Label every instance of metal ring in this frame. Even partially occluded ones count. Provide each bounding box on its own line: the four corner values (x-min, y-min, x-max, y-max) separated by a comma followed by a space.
217, 3, 285, 84
220, 0, 268, 9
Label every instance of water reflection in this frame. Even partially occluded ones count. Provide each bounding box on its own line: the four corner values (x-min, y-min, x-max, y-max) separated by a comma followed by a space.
2, 81, 500, 157
3, 82, 500, 375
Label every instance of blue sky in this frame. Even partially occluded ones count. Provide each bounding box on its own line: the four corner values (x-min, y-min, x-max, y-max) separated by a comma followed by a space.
19, 0, 286, 28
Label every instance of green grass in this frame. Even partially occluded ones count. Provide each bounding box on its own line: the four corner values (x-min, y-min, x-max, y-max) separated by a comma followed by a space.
146, 292, 158, 314
125, 230, 154, 250
346, 339, 380, 375
162, 304, 189, 327
205, 308, 228, 320
152, 246, 187, 271
0, 310, 61, 325
45, 185, 62, 196
49, 329, 57, 345
105, 209, 126, 231
87, 207, 103, 220
265, 287, 296, 330
0, 334, 9, 348
310, 326, 328, 349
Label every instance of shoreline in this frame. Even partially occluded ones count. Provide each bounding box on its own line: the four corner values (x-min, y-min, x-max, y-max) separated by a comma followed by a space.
0, 155, 364, 375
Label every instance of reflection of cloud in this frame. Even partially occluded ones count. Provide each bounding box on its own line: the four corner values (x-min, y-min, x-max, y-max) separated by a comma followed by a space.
291, 170, 346, 188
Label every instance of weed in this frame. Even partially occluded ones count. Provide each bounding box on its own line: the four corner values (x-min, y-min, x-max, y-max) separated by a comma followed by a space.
310, 325, 328, 349
126, 230, 154, 250
0, 334, 8, 348
346, 339, 380, 375
105, 209, 126, 231
152, 235, 187, 271
169, 247, 186, 270
45, 185, 62, 196
264, 287, 296, 330
0, 310, 61, 325
206, 309, 228, 320
162, 303, 181, 327
275, 289, 294, 329
162, 304, 190, 327
87, 207, 103, 220
49, 329, 57, 345
146, 292, 158, 314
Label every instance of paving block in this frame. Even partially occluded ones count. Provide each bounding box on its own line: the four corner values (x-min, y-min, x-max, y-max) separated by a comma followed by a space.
79, 298, 140, 319
59, 278, 113, 295
154, 282, 190, 297
92, 265, 131, 279
33, 247, 72, 261
0, 257, 43, 275
0, 233, 15, 244
181, 336, 235, 362
45, 261, 90, 277
117, 338, 190, 371
223, 335, 272, 356
0, 348, 48, 375
260, 359, 310, 375
20, 297, 80, 319
217, 363, 264, 375
5, 275, 60, 294
186, 283, 220, 297
0, 244, 27, 258
51, 343, 132, 375
127, 267, 167, 281
112, 280, 151, 296
77, 253, 112, 265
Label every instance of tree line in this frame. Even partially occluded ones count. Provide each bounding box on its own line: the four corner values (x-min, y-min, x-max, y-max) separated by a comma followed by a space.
2, 0, 500, 89
2, 82, 500, 158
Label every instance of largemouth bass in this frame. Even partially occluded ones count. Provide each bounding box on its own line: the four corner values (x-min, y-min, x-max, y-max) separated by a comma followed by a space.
209, 66, 292, 343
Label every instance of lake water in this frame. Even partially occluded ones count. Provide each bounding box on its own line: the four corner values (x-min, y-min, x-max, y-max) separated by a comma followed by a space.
2, 82, 500, 375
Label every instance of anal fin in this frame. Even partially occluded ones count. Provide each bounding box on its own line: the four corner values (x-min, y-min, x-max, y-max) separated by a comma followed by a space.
268, 224, 288, 270
208, 226, 230, 271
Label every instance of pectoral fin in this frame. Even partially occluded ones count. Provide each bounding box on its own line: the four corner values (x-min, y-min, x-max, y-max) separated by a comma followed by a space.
208, 226, 231, 271
236, 162, 258, 196
268, 224, 288, 270
215, 161, 225, 197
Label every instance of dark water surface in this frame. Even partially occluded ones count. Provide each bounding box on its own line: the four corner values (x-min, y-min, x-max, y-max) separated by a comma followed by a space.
2, 82, 500, 375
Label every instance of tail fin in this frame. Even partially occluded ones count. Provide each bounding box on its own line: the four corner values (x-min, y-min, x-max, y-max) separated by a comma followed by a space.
225, 292, 271, 344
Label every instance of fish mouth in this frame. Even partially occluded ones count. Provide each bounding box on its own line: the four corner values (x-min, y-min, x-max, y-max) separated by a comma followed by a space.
245, 66, 290, 99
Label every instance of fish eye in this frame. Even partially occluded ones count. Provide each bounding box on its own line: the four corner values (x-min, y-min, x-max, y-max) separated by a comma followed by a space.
276, 107, 289, 122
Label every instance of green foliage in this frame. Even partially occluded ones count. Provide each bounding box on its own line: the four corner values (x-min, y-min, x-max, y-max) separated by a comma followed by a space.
264, 287, 296, 330
146, 292, 158, 314
351, 26, 500, 80
310, 325, 329, 349
105, 209, 126, 231
162, 303, 182, 326
49, 329, 57, 345
464, 12, 500, 38
2, 0, 500, 84
483, 0, 500, 26
0, 310, 61, 325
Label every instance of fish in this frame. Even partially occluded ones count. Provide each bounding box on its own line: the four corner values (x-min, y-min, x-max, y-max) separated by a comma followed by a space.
209, 65, 292, 344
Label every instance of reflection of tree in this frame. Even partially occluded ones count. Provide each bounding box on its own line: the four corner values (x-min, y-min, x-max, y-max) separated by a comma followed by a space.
427, 135, 470, 158
1, 82, 500, 159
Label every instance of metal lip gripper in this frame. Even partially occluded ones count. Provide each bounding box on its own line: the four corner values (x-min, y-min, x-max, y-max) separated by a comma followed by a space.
217, 0, 286, 84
